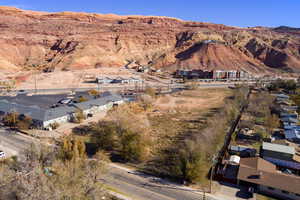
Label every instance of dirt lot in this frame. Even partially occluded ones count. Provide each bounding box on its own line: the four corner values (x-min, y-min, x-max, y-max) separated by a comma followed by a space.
154, 88, 231, 113
15, 68, 141, 90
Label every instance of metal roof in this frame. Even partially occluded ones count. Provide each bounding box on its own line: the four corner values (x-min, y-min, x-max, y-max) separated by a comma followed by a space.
280, 112, 298, 118
0, 99, 46, 120
262, 142, 295, 155
0, 92, 123, 122
43, 106, 76, 121
284, 129, 300, 140
0, 99, 77, 122
281, 117, 298, 123
284, 125, 300, 130
264, 157, 300, 170
75, 92, 123, 110
273, 94, 290, 99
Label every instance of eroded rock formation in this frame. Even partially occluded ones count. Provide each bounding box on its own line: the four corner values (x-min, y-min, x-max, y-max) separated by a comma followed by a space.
0, 6, 300, 74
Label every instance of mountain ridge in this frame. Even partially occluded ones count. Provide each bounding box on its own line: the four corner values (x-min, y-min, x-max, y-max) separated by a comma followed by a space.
0, 6, 300, 75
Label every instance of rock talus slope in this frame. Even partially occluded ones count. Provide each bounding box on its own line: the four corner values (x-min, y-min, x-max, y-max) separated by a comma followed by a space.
0, 6, 300, 74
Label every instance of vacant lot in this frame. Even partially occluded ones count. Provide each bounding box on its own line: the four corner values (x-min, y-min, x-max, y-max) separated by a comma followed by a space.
149, 88, 232, 149
72, 86, 240, 187
155, 88, 230, 112
11, 68, 138, 90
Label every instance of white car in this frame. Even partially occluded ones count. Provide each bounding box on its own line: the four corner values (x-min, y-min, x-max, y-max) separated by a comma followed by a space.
0, 151, 5, 158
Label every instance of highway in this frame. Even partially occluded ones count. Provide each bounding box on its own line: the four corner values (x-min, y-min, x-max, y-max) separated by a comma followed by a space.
15, 82, 238, 94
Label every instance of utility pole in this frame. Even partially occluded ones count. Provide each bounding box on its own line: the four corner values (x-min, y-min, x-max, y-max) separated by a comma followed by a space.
209, 165, 214, 193
210, 154, 217, 193
34, 71, 37, 94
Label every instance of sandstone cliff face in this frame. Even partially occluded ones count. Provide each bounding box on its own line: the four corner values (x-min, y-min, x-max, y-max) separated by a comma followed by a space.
0, 6, 300, 74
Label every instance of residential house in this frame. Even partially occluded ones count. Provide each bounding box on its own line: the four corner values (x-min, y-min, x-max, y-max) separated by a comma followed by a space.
285, 128, 300, 144
229, 145, 257, 157
261, 142, 295, 161
237, 157, 300, 200
273, 94, 290, 100
281, 117, 298, 125
261, 142, 300, 174
276, 99, 291, 106
280, 112, 298, 119
281, 105, 298, 112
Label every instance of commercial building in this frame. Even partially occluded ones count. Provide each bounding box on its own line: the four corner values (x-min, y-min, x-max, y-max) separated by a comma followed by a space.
74, 92, 124, 116
174, 69, 249, 80
212, 70, 249, 79
0, 92, 124, 129
96, 76, 143, 84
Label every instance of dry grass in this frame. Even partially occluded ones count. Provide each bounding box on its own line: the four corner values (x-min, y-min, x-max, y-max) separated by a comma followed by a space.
154, 88, 231, 113
148, 88, 232, 153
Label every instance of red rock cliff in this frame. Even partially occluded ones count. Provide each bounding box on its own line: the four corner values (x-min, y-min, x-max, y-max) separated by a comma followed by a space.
0, 6, 300, 73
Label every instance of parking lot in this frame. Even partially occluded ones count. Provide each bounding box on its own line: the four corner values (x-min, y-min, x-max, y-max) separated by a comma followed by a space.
0, 127, 38, 158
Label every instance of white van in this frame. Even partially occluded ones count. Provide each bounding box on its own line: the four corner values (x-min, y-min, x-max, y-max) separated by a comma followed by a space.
0, 151, 5, 158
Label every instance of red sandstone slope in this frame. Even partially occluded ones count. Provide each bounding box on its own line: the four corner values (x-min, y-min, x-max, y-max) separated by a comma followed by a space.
0, 6, 300, 74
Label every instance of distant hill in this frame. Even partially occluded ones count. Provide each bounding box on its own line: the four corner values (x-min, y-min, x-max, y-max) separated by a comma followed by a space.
0, 6, 300, 75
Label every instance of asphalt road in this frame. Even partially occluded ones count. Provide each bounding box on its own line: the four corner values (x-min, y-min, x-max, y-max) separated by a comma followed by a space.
15, 83, 237, 94
0, 127, 221, 200
102, 164, 214, 200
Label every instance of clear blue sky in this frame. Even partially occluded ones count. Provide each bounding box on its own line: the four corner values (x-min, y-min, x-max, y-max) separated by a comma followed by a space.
2, 0, 300, 27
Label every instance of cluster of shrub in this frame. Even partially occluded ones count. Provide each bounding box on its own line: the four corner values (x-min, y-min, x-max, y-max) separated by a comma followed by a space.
2, 112, 33, 130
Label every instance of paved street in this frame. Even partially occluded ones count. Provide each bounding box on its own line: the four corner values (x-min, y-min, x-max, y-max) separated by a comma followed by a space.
103, 164, 216, 200
15, 82, 238, 94
0, 127, 245, 200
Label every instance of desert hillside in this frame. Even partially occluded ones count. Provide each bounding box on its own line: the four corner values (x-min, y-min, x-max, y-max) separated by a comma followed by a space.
0, 6, 300, 74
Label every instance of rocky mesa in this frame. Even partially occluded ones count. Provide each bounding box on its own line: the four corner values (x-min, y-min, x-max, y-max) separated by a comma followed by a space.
0, 6, 300, 75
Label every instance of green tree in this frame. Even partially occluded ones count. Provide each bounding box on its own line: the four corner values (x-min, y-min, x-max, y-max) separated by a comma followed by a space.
120, 130, 146, 162
59, 137, 86, 161
92, 122, 118, 151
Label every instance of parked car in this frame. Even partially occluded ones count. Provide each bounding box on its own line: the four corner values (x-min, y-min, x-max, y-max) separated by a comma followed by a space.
18, 89, 27, 94
0, 151, 5, 158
